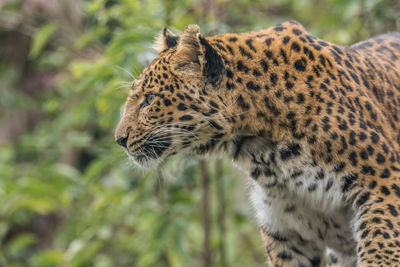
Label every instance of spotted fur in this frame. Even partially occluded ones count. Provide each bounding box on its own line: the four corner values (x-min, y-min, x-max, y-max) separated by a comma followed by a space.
115, 21, 400, 266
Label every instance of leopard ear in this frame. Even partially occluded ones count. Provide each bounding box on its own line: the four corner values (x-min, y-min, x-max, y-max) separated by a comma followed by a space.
153, 27, 179, 52
171, 24, 225, 88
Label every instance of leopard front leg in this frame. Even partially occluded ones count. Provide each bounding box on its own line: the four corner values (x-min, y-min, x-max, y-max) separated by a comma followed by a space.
353, 186, 400, 266
260, 226, 324, 267
249, 179, 324, 266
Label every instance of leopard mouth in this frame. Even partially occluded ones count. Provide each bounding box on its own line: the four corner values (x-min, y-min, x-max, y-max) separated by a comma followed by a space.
126, 135, 173, 167
126, 130, 227, 167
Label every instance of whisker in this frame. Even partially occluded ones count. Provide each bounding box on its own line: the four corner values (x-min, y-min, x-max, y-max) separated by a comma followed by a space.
114, 64, 136, 79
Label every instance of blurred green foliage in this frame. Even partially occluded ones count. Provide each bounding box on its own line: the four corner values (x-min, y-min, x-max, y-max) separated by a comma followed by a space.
0, 0, 398, 266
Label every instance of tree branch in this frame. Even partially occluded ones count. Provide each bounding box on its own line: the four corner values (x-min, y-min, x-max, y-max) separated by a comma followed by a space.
200, 159, 212, 267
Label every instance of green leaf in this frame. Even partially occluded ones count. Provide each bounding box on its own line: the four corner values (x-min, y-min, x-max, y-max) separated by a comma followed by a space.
8, 233, 35, 257
30, 250, 65, 267
30, 23, 57, 58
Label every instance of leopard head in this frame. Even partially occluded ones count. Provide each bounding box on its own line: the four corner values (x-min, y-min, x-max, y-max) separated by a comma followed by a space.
115, 25, 234, 167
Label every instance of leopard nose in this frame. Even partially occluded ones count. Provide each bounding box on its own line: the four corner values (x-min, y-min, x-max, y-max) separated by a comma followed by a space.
115, 135, 128, 148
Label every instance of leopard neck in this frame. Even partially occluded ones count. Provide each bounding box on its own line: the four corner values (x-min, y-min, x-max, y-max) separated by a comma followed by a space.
209, 29, 330, 146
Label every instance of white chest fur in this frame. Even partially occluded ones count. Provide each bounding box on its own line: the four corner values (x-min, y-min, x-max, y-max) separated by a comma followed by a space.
232, 139, 356, 252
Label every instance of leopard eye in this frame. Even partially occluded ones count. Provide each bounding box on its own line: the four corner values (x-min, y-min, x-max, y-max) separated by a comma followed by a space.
146, 94, 155, 105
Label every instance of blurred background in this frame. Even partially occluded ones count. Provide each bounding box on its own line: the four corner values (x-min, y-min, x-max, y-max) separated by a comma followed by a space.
0, 0, 399, 266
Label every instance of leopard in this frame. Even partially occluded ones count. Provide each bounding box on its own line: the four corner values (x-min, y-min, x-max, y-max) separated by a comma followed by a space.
115, 20, 400, 266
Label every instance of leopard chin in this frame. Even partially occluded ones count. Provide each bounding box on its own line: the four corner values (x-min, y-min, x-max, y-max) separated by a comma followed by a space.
125, 151, 162, 168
